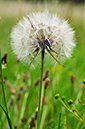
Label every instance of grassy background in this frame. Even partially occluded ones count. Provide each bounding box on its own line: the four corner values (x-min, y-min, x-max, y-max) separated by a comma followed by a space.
0, 1, 85, 129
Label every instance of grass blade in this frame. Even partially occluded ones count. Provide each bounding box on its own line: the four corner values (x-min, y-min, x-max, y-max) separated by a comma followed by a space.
58, 113, 61, 129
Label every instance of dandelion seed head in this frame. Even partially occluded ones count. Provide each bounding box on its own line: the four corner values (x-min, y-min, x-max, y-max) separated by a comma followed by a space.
11, 11, 75, 66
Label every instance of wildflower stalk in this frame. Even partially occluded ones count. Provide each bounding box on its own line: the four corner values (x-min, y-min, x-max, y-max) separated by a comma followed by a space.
40, 87, 45, 120
58, 98, 83, 122
72, 104, 85, 123
0, 50, 13, 129
37, 48, 45, 129
0, 50, 8, 113
58, 98, 72, 113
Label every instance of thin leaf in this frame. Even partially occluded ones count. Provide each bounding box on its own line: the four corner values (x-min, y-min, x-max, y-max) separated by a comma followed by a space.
58, 113, 61, 129
0, 104, 13, 129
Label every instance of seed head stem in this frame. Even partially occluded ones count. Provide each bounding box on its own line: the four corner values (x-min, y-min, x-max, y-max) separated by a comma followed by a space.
37, 48, 45, 129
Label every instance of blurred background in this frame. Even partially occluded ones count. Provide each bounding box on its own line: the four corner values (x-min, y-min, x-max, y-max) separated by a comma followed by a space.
0, 0, 84, 2
0, 0, 85, 129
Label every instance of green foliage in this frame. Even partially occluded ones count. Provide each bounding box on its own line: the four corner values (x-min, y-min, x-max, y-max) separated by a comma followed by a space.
0, 1, 85, 129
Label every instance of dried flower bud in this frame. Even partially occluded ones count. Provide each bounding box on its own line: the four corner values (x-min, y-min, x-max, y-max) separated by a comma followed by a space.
17, 92, 22, 101
20, 85, 23, 91
68, 99, 73, 105
44, 78, 50, 89
78, 99, 81, 104
30, 117, 35, 128
2, 53, 7, 65
55, 94, 59, 99
62, 96, 66, 101
71, 74, 76, 84
26, 85, 30, 92
14, 125, 17, 129
83, 79, 85, 84
10, 98, 14, 106
21, 116, 27, 123
34, 78, 40, 86
35, 109, 38, 120
43, 69, 49, 81
23, 75, 27, 82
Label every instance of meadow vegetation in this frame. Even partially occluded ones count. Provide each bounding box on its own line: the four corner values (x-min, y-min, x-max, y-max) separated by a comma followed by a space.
0, 1, 85, 129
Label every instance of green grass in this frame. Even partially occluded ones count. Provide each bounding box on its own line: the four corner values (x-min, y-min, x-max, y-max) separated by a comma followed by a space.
0, 1, 85, 129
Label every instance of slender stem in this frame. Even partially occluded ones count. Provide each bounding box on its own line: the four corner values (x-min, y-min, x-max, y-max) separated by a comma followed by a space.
58, 98, 84, 123
0, 50, 13, 129
41, 87, 45, 119
72, 104, 85, 123
0, 50, 8, 113
58, 112, 61, 129
37, 48, 45, 129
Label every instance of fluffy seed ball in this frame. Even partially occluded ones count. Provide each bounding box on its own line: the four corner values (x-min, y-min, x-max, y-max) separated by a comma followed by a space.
11, 11, 75, 66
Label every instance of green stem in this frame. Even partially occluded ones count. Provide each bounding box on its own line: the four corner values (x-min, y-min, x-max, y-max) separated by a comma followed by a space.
58, 98, 84, 123
41, 86, 45, 119
72, 104, 85, 123
58, 98, 72, 113
0, 50, 13, 129
0, 50, 8, 113
37, 48, 45, 129
58, 112, 61, 129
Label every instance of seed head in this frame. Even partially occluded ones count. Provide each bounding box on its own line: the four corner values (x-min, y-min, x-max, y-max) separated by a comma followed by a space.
11, 11, 75, 67
2, 53, 7, 65
34, 78, 40, 86
71, 74, 76, 84
21, 116, 27, 123
35, 109, 38, 120
30, 117, 35, 128
14, 125, 17, 129
10, 98, 14, 106
78, 99, 81, 104
44, 78, 50, 89
17, 92, 22, 101
20, 85, 23, 91
43, 69, 49, 81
